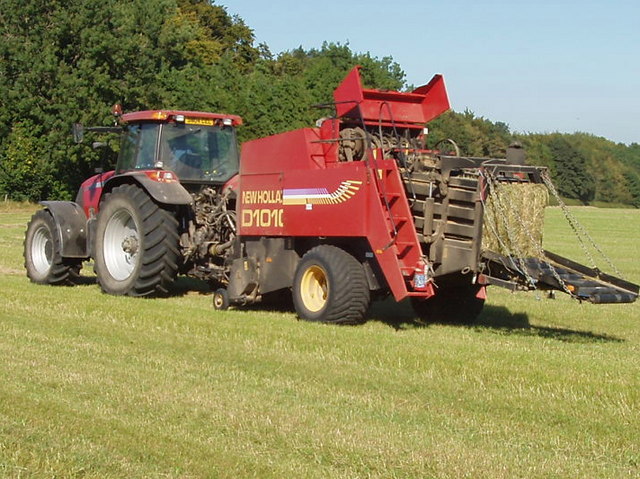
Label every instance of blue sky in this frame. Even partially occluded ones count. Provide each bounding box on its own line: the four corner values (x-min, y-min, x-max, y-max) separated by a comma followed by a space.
227, 0, 639, 145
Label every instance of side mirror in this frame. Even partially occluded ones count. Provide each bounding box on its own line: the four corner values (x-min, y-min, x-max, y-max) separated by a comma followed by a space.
72, 123, 84, 143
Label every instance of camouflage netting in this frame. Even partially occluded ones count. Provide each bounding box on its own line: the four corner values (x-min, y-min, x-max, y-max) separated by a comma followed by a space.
482, 182, 549, 258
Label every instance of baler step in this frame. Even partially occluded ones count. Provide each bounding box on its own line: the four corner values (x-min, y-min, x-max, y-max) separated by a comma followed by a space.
394, 242, 415, 257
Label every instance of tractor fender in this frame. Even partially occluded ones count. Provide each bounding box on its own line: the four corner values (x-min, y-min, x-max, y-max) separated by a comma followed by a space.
40, 201, 89, 258
103, 171, 193, 206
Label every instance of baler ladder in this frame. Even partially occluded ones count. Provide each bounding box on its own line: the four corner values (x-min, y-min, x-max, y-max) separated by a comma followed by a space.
375, 163, 422, 278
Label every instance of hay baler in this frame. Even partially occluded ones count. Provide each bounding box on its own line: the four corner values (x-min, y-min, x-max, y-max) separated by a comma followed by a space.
219, 66, 638, 323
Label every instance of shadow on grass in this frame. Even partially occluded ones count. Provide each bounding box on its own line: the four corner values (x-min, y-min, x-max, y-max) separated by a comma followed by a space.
170, 276, 212, 296
168, 280, 296, 313
75, 272, 211, 297
474, 304, 624, 344
368, 298, 623, 344
367, 298, 424, 330
74, 274, 97, 286
160, 279, 624, 344
240, 289, 296, 313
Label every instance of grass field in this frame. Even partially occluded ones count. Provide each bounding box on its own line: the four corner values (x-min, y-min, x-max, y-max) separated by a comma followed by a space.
0, 203, 638, 478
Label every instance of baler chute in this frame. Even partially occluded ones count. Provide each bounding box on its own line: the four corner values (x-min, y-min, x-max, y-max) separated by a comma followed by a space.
333, 66, 450, 125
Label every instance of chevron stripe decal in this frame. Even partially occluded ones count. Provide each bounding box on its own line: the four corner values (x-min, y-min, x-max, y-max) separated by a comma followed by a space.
282, 180, 363, 205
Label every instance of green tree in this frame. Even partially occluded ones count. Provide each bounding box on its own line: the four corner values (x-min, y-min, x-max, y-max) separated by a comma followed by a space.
3, 0, 635, 207
0, 122, 66, 201
547, 135, 595, 204
427, 110, 513, 157
0, 0, 260, 199
624, 172, 640, 208
239, 42, 406, 140
176, 0, 259, 70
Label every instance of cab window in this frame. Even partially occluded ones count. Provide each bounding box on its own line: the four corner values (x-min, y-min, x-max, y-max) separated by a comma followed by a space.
159, 123, 239, 183
117, 123, 159, 172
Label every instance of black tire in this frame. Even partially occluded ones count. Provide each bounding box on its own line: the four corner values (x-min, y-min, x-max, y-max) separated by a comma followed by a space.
411, 284, 485, 324
213, 288, 230, 310
292, 245, 370, 324
94, 184, 179, 296
24, 210, 82, 285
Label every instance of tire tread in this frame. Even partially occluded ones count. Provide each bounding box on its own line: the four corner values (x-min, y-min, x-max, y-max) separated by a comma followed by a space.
294, 245, 370, 324
95, 184, 179, 296
24, 210, 82, 286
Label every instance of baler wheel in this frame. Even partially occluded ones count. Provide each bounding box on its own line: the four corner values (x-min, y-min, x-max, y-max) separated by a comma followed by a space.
24, 209, 82, 285
213, 288, 230, 310
293, 245, 370, 324
411, 284, 484, 324
94, 184, 179, 296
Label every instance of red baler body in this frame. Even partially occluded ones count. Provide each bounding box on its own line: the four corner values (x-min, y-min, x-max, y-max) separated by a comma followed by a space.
238, 66, 451, 301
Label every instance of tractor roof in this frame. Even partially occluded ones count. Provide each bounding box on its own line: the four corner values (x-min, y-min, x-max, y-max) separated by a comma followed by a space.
121, 110, 243, 126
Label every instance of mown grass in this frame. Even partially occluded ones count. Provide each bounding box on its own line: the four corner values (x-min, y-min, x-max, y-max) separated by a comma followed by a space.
0, 205, 638, 478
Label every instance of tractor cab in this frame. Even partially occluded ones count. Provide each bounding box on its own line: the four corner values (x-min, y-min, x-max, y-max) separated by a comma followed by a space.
117, 111, 242, 186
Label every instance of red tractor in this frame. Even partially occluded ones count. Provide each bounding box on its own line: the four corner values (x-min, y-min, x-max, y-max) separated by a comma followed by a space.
24, 67, 638, 324
24, 110, 242, 297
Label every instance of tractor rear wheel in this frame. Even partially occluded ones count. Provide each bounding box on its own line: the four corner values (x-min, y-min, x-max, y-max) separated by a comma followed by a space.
292, 245, 370, 324
94, 184, 179, 296
411, 284, 485, 324
24, 210, 81, 285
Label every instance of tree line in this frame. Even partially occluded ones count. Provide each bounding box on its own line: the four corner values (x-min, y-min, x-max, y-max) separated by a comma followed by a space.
429, 111, 640, 207
1, 0, 638, 208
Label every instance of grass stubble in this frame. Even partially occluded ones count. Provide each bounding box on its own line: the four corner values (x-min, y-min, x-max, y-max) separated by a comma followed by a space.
0, 205, 638, 478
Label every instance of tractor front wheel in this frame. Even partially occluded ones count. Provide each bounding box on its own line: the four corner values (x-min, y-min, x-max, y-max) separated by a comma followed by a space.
411, 284, 485, 324
292, 245, 370, 324
24, 210, 81, 285
94, 184, 179, 296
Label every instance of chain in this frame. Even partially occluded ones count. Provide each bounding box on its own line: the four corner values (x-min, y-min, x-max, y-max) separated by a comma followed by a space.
481, 169, 576, 296
480, 170, 537, 289
541, 170, 624, 278
504, 177, 574, 296
479, 178, 522, 273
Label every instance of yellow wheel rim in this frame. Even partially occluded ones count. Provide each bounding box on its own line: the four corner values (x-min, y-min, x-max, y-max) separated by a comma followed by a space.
214, 294, 224, 309
300, 265, 328, 313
